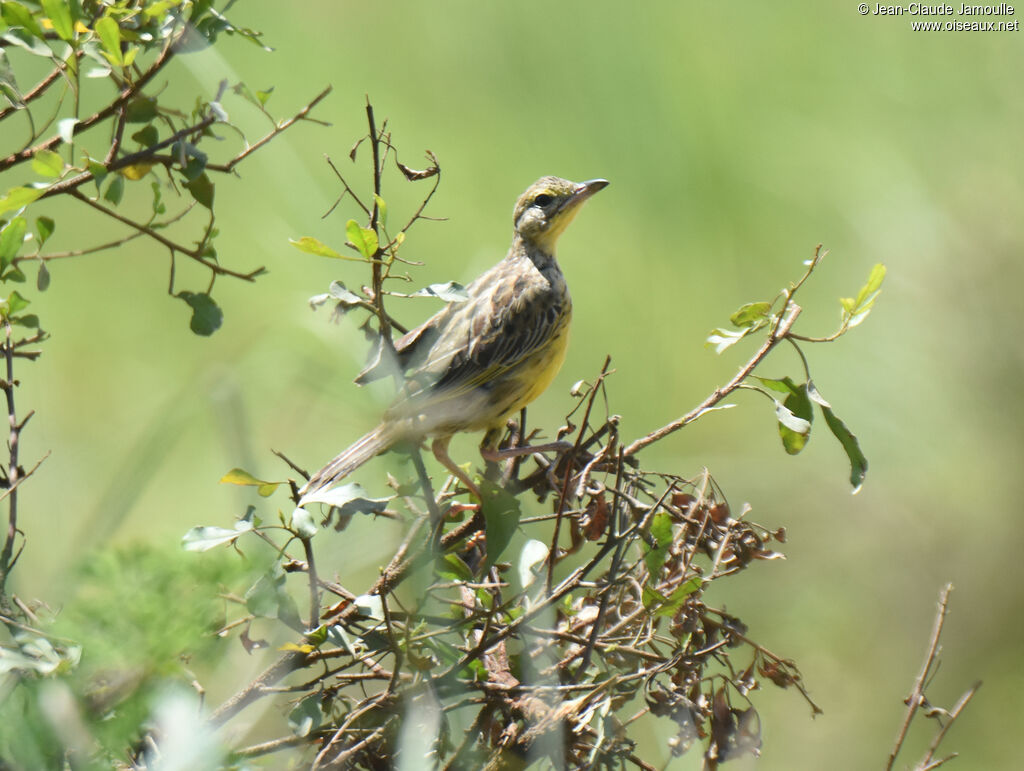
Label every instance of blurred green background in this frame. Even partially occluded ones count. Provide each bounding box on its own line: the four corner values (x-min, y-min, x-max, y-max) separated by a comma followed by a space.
9, 1, 1024, 767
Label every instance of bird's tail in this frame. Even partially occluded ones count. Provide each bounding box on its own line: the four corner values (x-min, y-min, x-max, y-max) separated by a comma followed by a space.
298, 423, 399, 504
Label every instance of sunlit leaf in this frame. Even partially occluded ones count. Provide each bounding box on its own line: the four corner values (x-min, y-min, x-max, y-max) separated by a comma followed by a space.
2, 2, 46, 39
290, 236, 363, 261
730, 302, 772, 328
0, 187, 43, 216
408, 281, 469, 302
57, 117, 79, 144
119, 162, 154, 181
219, 467, 281, 497
518, 539, 549, 589
94, 15, 122, 66
31, 149, 63, 178
643, 511, 674, 581
706, 326, 750, 354
181, 520, 253, 552
35, 216, 54, 245
0, 217, 27, 267
298, 482, 391, 515
41, 0, 74, 41
290, 507, 318, 538
374, 194, 387, 229
345, 219, 378, 260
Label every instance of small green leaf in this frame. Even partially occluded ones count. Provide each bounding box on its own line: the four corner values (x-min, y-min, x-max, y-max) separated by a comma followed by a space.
778, 386, 813, 455
0, 187, 43, 217
41, 0, 74, 41
104, 174, 124, 205
245, 571, 302, 627
821, 405, 868, 493
255, 87, 273, 105
131, 124, 159, 147
0, 217, 27, 267
31, 149, 64, 178
36, 261, 50, 291
94, 16, 123, 66
436, 553, 473, 582
219, 467, 281, 497
289, 236, 363, 261
181, 520, 253, 552
125, 95, 157, 123
643, 511, 673, 581
730, 302, 772, 328
2, 2, 45, 39
374, 195, 387, 229
35, 216, 54, 245
653, 577, 704, 617
345, 219, 378, 260
288, 694, 322, 738
706, 326, 751, 354
480, 479, 522, 572
6, 290, 29, 315
178, 291, 223, 336
183, 172, 214, 209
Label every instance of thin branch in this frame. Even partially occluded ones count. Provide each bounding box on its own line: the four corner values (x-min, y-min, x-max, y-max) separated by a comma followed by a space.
886, 583, 954, 771
0, 34, 178, 173
623, 302, 801, 456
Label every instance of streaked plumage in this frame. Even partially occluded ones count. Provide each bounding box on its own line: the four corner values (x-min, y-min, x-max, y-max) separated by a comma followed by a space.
299, 176, 608, 502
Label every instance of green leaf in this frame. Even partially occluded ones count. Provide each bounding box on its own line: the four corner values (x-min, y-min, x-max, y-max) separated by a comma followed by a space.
2, 2, 45, 39
298, 482, 391, 515
345, 219, 378, 260
289, 236, 363, 261
437, 553, 473, 582
36, 261, 50, 291
643, 511, 673, 581
35, 216, 54, 246
288, 694, 322, 738
131, 124, 159, 147
125, 95, 157, 123
480, 479, 522, 572
780, 381, 813, 455
183, 172, 214, 209
842, 263, 887, 328
0, 187, 43, 217
0, 216, 27, 268
374, 195, 387, 229
821, 405, 868, 493
94, 15, 123, 66
31, 149, 63, 178
12, 313, 38, 328
181, 519, 253, 552
219, 467, 281, 497
6, 290, 29, 315
104, 174, 124, 205
730, 301, 772, 328
41, 0, 74, 41
178, 291, 223, 336
245, 570, 302, 628
753, 376, 795, 395
706, 326, 751, 354
653, 577, 704, 617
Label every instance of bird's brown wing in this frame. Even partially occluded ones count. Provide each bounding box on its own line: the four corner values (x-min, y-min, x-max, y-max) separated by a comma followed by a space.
390, 260, 566, 413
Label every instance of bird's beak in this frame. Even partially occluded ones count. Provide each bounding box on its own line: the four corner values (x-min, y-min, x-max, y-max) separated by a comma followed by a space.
572, 178, 609, 204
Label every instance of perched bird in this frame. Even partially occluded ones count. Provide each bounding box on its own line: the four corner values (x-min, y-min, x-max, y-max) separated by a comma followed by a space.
299, 176, 608, 504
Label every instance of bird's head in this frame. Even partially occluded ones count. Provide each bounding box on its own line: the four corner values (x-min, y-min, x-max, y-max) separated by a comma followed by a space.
513, 176, 609, 253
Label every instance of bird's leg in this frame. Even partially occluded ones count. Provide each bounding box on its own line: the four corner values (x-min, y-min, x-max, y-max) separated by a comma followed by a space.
480, 427, 504, 483
431, 436, 482, 500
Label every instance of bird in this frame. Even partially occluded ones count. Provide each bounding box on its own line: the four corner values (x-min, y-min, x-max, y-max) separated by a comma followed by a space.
299, 176, 608, 504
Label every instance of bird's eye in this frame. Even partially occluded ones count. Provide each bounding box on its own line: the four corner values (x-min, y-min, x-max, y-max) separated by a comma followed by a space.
533, 194, 553, 207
